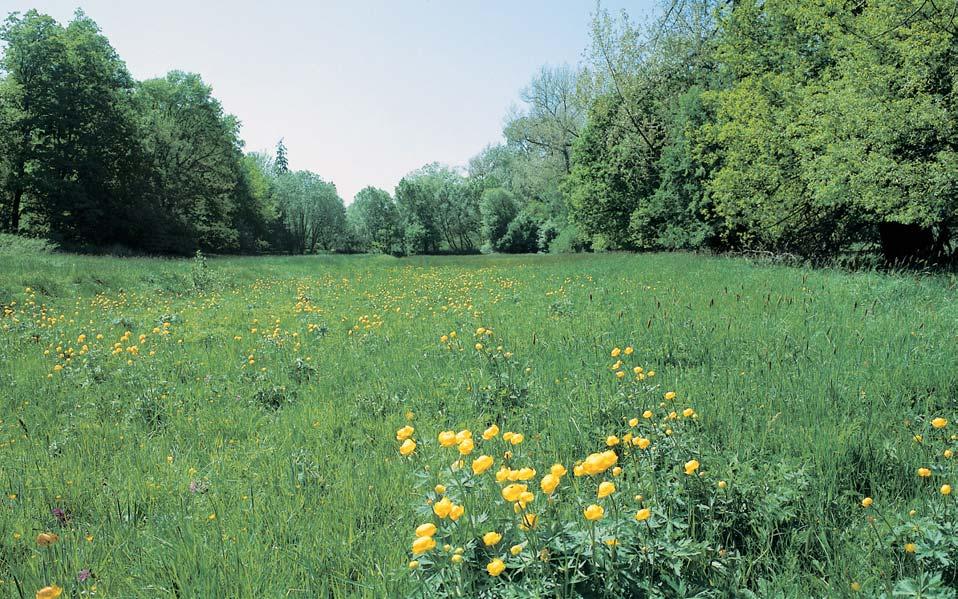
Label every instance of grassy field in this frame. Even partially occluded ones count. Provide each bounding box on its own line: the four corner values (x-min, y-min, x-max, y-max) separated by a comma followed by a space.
1, 252, 957, 598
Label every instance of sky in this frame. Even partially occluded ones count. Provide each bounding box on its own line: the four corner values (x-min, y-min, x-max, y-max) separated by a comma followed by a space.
7, 0, 656, 203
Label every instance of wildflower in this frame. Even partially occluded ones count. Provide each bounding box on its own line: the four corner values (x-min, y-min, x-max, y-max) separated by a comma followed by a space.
664, 391, 676, 401
851, 582, 861, 592
475, 343, 483, 351
438, 431, 457, 447
932, 417, 948, 429
581, 450, 618, 475
449, 504, 465, 520
550, 463, 567, 477
604, 538, 619, 547
946, 449, 954, 459
904, 543, 917, 554
540, 474, 560, 494
635, 508, 651, 522
914, 435, 923, 443
433, 496, 453, 518
482, 424, 500, 440
682, 408, 695, 418
941, 484, 952, 496
611, 347, 621, 357
917, 467, 931, 478
502, 484, 527, 502
412, 535, 436, 554
503, 431, 514, 442
634, 437, 651, 449
861, 497, 873, 508
597, 481, 615, 498
643, 410, 653, 419
415, 523, 437, 538
628, 417, 639, 427
483, 531, 502, 546
399, 439, 416, 456
606, 435, 619, 446
77, 569, 91, 582
36, 533, 59, 547
684, 459, 700, 475
396, 425, 414, 441
451, 554, 463, 564
35, 585, 63, 599
584, 504, 604, 521
435, 484, 446, 495
496, 467, 511, 482
624, 346, 634, 355
516, 467, 536, 481
718, 480, 727, 489
510, 433, 524, 445
472, 455, 494, 475
486, 558, 506, 576
408, 560, 419, 569
510, 544, 523, 556
458, 438, 475, 455
519, 512, 538, 530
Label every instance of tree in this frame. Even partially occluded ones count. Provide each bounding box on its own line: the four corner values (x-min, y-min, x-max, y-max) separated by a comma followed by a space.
480, 188, 518, 252
396, 164, 479, 254
274, 138, 288, 174
347, 186, 402, 254
273, 170, 347, 254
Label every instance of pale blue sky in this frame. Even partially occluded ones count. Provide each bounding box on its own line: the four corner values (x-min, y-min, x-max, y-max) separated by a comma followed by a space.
7, 1, 655, 202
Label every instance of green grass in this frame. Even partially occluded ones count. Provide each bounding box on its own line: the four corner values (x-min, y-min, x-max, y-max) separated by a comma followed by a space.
1, 252, 957, 597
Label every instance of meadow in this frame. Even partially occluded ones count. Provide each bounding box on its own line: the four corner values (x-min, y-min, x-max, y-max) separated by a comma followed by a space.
1, 252, 957, 598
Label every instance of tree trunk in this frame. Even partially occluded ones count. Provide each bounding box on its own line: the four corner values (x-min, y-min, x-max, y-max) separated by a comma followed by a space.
10, 187, 22, 233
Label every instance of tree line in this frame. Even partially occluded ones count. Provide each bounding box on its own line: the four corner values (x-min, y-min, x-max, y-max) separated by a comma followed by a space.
3, 3, 958, 264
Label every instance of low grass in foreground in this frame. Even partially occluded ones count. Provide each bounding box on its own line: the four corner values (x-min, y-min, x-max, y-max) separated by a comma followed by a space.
1, 252, 957, 598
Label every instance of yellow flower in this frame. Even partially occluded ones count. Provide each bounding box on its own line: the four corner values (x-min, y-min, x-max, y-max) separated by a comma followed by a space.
510, 433, 524, 445
540, 473, 560, 494
516, 467, 536, 481
475, 343, 483, 351
583, 504, 604, 521
606, 435, 620, 446
851, 581, 862, 592
624, 346, 634, 355
449, 504, 465, 521
519, 512, 537, 530
946, 449, 954, 459
612, 466, 622, 476
502, 484, 527, 502
932, 417, 948, 429
433, 496, 453, 518
861, 497, 873, 508
36, 533, 59, 547
718, 480, 728, 489
482, 424, 500, 440
635, 507, 651, 522
503, 431, 514, 442
664, 391, 676, 401
408, 560, 419, 569
611, 347, 621, 357
396, 425, 414, 441
682, 408, 695, 418
486, 558, 506, 576
472, 455, 494, 475
495, 467, 511, 482
597, 481, 615, 498
435, 484, 446, 494
941, 484, 952, 496
904, 543, 917, 554
482, 531, 502, 546
643, 410, 653, 419
510, 543, 523, 556
615, 370, 625, 379
35, 585, 63, 599
550, 463, 567, 477
628, 418, 639, 427
581, 450, 618, 475
399, 438, 416, 456
415, 523, 437, 537
918, 467, 932, 478
634, 437, 651, 449
412, 535, 436, 554
458, 438, 475, 455
604, 538, 619, 547
438, 431, 457, 447
684, 459, 700, 475
451, 553, 463, 564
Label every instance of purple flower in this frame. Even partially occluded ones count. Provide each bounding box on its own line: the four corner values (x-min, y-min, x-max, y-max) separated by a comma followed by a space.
77, 568, 91, 582
51, 507, 69, 524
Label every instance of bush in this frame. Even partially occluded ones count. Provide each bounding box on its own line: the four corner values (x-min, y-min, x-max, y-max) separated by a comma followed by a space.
0, 233, 58, 255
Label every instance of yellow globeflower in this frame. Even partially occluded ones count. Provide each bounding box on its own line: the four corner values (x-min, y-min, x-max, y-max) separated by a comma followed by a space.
628, 418, 639, 427
861, 497, 873, 508
682, 408, 695, 418
438, 431, 457, 447
643, 410, 653, 419
458, 438, 475, 455
495, 467, 511, 482
408, 560, 420, 569
584, 504, 604, 521
510, 433, 524, 445
472, 455, 494, 475
396, 425, 415, 441
540, 473, 560, 495
399, 438, 416, 456
550, 463, 567, 477
487, 558, 506, 576
904, 543, 917, 554
415, 523, 437, 537
433, 496, 453, 519
917, 467, 932, 478
516, 467, 536, 481
851, 582, 861, 592
664, 391, 676, 401
412, 535, 436, 554
597, 481, 615, 498
482, 424, 500, 440
941, 484, 952, 496
449, 504, 465, 521
634, 437, 651, 449
434, 484, 446, 494
606, 435, 620, 446
624, 346, 634, 355
482, 531, 502, 546
35, 586, 63, 599
684, 459, 700, 475
611, 347, 621, 357
635, 508, 651, 522
502, 484, 527, 502
519, 512, 537, 530
451, 554, 463, 564
932, 417, 948, 429
510, 544, 523, 556
36, 533, 59, 547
